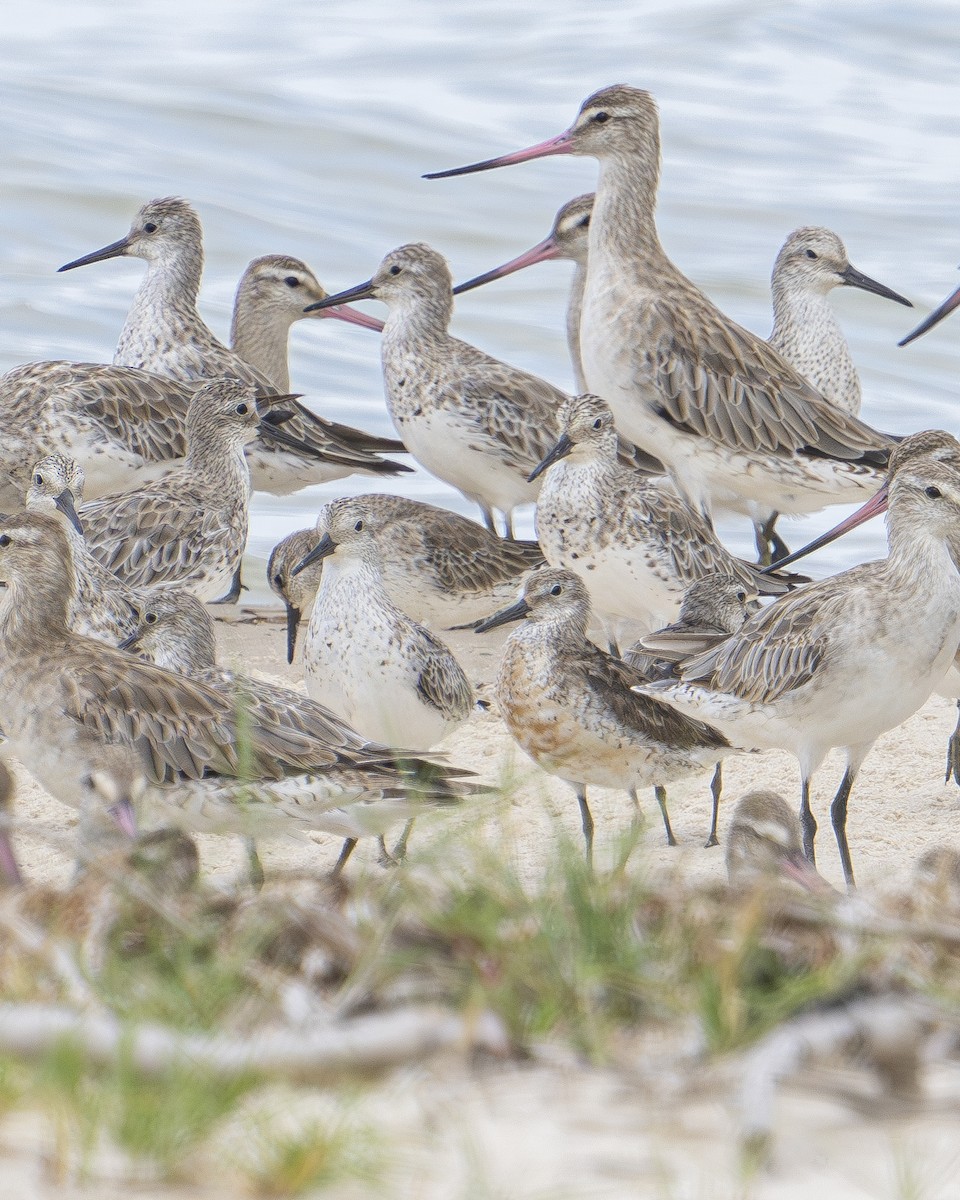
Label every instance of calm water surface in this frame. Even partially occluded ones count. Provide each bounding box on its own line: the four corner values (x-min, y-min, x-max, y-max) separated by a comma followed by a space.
2, 1, 960, 600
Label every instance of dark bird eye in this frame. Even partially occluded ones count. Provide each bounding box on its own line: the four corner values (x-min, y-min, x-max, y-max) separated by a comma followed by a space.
236, 403, 249, 416
143, 222, 158, 233
0, 535, 10, 548
737, 591, 747, 603
805, 249, 818, 260
389, 265, 401, 276
145, 611, 158, 625
550, 584, 562, 596
593, 111, 609, 123
926, 485, 942, 499
592, 418, 603, 429
578, 216, 590, 228
284, 276, 300, 288
273, 573, 283, 587
354, 519, 364, 531
33, 474, 43, 486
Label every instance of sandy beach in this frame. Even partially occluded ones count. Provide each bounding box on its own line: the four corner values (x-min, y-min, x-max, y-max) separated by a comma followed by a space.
3, 598, 960, 1199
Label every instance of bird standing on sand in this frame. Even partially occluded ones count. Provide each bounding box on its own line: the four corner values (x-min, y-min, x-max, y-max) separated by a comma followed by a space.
638, 450, 960, 888
477, 568, 732, 861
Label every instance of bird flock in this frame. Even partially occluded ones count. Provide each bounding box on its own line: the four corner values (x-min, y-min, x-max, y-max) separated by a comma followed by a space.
2, 81, 960, 895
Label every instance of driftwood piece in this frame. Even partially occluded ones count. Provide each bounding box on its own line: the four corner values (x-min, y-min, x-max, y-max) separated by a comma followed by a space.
0, 1001, 510, 1082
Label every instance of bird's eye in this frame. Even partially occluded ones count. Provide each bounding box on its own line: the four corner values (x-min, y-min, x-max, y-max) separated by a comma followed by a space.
33, 473, 43, 486
550, 584, 562, 596
284, 276, 300, 288
578, 216, 590, 228
143, 222, 158, 234
593, 111, 609, 123
273, 573, 283, 587
389, 265, 401, 276
354, 519, 364, 532
236, 403, 249, 416
926, 485, 942, 499
144, 611, 158, 625
592, 418, 603, 430
737, 591, 747, 603
805, 249, 818, 260
0, 535, 10, 548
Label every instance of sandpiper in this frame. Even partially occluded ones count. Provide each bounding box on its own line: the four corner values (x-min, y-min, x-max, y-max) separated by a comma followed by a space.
0, 513, 473, 871
751, 226, 912, 561
119, 587, 475, 872
628, 573, 758, 667
76, 377, 258, 602
453, 194, 594, 391
282, 494, 544, 660
638, 453, 960, 887
477, 568, 731, 860
426, 86, 894, 526
58, 197, 411, 494
294, 498, 475, 750
725, 790, 832, 892
305, 243, 661, 536
530, 394, 799, 634
268, 527, 324, 664
25, 453, 145, 644
230, 253, 384, 393
762, 429, 960, 788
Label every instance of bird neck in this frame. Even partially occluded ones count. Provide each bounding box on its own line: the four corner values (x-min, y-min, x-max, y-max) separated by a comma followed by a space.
591, 152, 667, 269
124, 248, 204, 340
230, 295, 292, 392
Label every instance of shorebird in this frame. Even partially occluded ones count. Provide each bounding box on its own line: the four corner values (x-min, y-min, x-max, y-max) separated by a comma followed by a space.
476, 568, 731, 860
725, 790, 831, 892
25, 452, 144, 643
293, 498, 475, 750
426, 86, 894, 528
75, 377, 259, 602
638, 451, 960, 887
748, 226, 912, 561
278, 494, 544, 662
230, 253, 384, 393
0, 512, 473, 872
453, 194, 594, 391
304, 242, 661, 536
530, 394, 800, 635
119, 586, 474, 872
762, 429, 960, 788
268, 527, 324, 664
58, 197, 410, 494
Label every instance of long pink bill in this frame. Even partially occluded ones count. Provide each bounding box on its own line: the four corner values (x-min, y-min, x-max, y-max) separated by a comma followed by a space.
762, 482, 890, 573
453, 235, 561, 296
900, 283, 960, 347
424, 129, 575, 180
311, 303, 384, 332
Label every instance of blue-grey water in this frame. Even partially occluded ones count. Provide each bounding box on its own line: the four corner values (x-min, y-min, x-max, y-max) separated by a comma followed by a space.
2, 1, 959, 600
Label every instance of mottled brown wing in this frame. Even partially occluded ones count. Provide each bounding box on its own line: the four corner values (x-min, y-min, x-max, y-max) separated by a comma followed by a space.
581, 646, 729, 751
416, 634, 474, 722
646, 292, 892, 461
677, 582, 840, 704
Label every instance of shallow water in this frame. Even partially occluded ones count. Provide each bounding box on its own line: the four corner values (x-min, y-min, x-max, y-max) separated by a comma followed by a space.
2, 0, 959, 599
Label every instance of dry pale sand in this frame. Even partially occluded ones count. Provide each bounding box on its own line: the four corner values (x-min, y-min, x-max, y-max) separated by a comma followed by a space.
3, 604, 960, 1198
